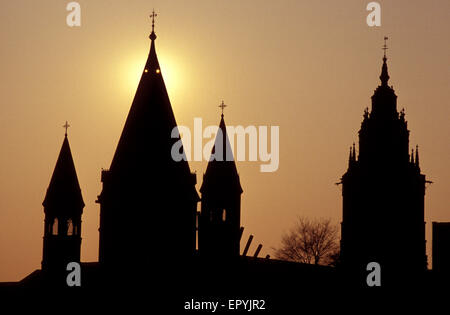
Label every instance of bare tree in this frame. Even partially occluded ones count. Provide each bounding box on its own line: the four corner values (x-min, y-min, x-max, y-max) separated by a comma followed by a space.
274, 217, 339, 266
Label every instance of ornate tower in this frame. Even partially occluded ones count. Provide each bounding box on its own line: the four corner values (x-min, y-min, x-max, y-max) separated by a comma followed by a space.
42, 124, 84, 273
199, 104, 243, 259
96, 13, 199, 269
340, 39, 427, 282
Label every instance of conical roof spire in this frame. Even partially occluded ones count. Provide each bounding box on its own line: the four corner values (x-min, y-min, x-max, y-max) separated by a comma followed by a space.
109, 12, 175, 173
107, 15, 198, 202
200, 104, 243, 195
43, 127, 84, 211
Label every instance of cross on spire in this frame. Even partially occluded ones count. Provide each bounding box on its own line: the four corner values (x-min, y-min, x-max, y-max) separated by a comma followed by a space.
63, 121, 70, 136
150, 9, 157, 34
219, 100, 227, 117
382, 36, 388, 58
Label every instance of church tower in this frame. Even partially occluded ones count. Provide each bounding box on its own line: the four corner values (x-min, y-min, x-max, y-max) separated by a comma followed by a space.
42, 123, 84, 273
96, 13, 199, 269
199, 103, 243, 259
340, 39, 427, 283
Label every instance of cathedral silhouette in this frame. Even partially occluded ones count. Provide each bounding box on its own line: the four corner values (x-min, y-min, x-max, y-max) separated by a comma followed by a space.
340, 39, 428, 286
1, 16, 448, 309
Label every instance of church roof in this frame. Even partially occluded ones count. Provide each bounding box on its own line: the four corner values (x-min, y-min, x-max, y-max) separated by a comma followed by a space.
106, 21, 199, 200
43, 133, 84, 211
110, 29, 175, 172
200, 113, 243, 195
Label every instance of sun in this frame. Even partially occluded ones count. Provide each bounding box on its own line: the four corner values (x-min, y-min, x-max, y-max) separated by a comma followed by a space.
158, 54, 179, 94
122, 52, 183, 99
122, 57, 143, 93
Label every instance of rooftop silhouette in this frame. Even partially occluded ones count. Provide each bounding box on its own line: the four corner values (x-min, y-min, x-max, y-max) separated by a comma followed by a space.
0, 17, 446, 311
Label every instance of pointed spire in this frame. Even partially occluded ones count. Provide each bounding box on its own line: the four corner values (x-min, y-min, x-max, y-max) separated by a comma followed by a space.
411, 149, 415, 164
144, 10, 160, 76
43, 128, 84, 211
380, 36, 390, 86
110, 13, 176, 173
415, 145, 420, 167
107, 13, 199, 204
200, 105, 243, 195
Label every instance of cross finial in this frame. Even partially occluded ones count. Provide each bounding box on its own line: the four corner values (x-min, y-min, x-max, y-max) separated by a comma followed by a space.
149, 10, 158, 41
382, 36, 388, 58
219, 100, 227, 117
150, 9, 157, 33
63, 121, 70, 136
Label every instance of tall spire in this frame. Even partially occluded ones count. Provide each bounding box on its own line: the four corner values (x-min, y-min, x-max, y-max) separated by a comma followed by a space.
98, 15, 199, 266
109, 10, 175, 173
199, 105, 243, 259
380, 36, 390, 86
199, 106, 243, 258
370, 36, 397, 119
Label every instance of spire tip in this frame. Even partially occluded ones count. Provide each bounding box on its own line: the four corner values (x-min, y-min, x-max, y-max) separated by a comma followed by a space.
219, 100, 227, 117
63, 121, 70, 137
380, 37, 390, 86
149, 10, 158, 41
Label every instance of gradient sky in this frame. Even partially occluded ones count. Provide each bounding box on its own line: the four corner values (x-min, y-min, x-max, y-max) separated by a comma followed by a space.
0, 0, 449, 281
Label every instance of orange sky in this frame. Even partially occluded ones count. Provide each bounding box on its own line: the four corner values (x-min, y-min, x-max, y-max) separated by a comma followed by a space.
0, 0, 449, 281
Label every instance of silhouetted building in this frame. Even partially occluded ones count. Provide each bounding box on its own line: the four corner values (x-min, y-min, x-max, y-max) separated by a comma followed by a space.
4, 17, 442, 306
95, 16, 199, 272
340, 47, 427, 282
432, 222, 450, 272
42, 128, 84, 274
199, 110, 243, 258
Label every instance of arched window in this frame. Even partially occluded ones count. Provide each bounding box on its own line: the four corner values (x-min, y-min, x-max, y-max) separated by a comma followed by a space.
52, 218, 58, 235
67, 219, 74, 236
74, 224, 78, 236
222, 209, 226, 222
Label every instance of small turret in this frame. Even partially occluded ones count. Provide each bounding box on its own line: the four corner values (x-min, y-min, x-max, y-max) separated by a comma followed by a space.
42, 123, 84, 274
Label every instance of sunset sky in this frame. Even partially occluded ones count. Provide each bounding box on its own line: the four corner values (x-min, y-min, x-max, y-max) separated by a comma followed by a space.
0, 0, 449, 281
